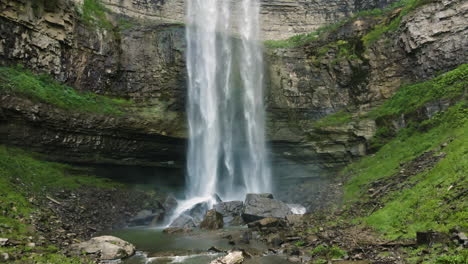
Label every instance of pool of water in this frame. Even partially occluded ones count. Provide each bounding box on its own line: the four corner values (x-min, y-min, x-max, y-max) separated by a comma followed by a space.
106, 227, 293, 264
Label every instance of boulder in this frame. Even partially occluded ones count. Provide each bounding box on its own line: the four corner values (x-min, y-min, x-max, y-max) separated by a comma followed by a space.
214, 201, 244, 226
211, 251, 244, 264
200, 209, 224, 230
0, 238, 8, 246
128, 209, 164, 226
242, 193, 292, 223
169, 214, 196, 229
71, 236, 135, 260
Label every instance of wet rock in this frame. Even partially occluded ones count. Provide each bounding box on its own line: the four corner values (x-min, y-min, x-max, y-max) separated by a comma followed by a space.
0, 238, 8, 246
129, 209, 165, 226
242, 194, 292, 223
162, 227, 192, 234
211, 251, 244, 264
240, 231, 252, 244
213, 194, 223, 203
163, 195, 179, 214
169, 214, 196, 229
71, 235, 135, 260
200, 209, 224, 230
214, 201, 244, 226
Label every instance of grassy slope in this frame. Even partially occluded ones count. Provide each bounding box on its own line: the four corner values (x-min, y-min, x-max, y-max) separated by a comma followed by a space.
327, 65, 468, 262
0, 66, 131, 115
0, 145, 117, 263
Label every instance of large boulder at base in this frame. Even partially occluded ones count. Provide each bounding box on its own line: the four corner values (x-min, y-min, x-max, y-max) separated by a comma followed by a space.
169, 214, 196, 228
214, 201, 244, 226
200, 209, 224, 230
211, 251, 244, 264
242, 193, 292, 223
71, 236, 135, 260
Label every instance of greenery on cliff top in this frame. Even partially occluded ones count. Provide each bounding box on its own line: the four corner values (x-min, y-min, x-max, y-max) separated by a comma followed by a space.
0, 66, 131, 115
0, 145, 115, 262
81, 0, 113, 30
264, 0, 435, 48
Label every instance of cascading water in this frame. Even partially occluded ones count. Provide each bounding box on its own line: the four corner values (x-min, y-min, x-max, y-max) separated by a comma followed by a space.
169, 0, 271, 223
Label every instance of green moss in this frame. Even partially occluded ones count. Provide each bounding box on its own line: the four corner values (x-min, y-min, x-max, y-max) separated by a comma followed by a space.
0, 144, 120, 261
264, 20, 348, 48
403, 245, 468, 264
312, 110, 353, 129
369, 64, 467, 119
81, 0, 113, 30
362, 0, 436, 46
0, 66, 131, 115
310, 245, 347, 259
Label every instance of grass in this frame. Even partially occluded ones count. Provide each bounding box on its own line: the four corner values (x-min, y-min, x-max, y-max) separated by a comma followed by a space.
309, 245, 347, 259
0, 144, 119, 262
362, 0, 436, 46
81, 0, 113, 30
310, 110, 354, 129
403, 244, 468, 264
369, 64, 467, 119
0, 66, 131, 115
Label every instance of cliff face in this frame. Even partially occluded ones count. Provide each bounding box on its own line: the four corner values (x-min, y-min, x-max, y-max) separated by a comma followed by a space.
0, 0, 466, 205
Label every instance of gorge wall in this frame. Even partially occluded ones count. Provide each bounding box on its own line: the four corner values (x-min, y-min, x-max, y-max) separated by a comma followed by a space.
1, 0, 466, 206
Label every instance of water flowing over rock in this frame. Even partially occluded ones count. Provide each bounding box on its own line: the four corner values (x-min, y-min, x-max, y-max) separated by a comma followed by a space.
184, 0, 271, 202
242, 193, 292, 223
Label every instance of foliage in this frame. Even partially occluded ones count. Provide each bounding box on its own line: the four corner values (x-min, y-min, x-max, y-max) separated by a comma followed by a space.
81, 0, 113, 30
0, 66, 131, 115
0, 145, 119, 261
362, 0, 437, 46
370, 64, 467, 118
309, 245, 347, 259
403, 245, 468, 264
311, 110, 353, 129
264, 0, 435, 49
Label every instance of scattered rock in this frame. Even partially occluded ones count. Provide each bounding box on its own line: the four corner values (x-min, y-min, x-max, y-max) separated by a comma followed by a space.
286, 214, 304, 225
1, 253, 9, 262
0, 238, 8, 246
416, 231, 449, 245
71, 235, 135, 261
200, 209, 224, 230
211, 251, 244, 264
242, 193, 292, 223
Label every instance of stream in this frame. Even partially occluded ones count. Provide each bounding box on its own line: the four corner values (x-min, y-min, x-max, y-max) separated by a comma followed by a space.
106, 227, 293, 264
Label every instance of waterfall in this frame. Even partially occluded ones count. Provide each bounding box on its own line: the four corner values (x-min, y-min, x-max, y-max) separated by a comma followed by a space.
183, 0, 271, 206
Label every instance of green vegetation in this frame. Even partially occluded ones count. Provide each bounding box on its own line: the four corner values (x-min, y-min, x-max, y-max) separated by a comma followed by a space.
0, 144, 118, 262
369, 64, 467, 119
362, 0, 436, 46
294, 240, 306, 247
403, 244, 468, 264
310, 110, 353, 129
339, 65, 467, 239
264, 0, 435, 49
0, 66, 131, 115
264, 20, 348, 48
81, 0, 113, 30
309, 245, 347, 259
